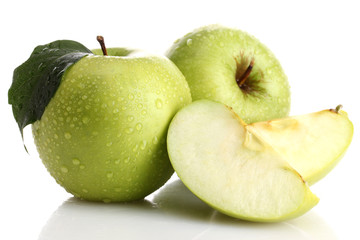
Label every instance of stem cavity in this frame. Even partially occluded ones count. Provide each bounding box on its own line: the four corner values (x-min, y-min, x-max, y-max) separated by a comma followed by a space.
236, 58, 255, 87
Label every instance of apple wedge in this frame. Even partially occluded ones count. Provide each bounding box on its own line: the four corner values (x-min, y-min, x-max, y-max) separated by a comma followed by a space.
167, 100, 319, 222
246, 106, 353, 185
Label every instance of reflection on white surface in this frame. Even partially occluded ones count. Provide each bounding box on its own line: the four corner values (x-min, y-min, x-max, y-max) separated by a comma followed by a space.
39, 179, 337, 240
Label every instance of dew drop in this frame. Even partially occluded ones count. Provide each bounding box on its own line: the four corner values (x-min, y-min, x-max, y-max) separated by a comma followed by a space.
64, 132, 72, 139
155, 99, 163, 109
60, 166, 68, 173
128, 93, 134, 100
79, 164, 86, 169
127, 115, 134, 122
106, 142, 113, 147
106, 172, 114, 178
125, 128, 134, 134
82, 117, 90, 124
133, 144, 139, 152
152, 136, 159, 144
140, 140, 147, 150
136, 123, 143, 131
72, 158, 80, 165
186, 39, 193, 46
113, 108, 119, 114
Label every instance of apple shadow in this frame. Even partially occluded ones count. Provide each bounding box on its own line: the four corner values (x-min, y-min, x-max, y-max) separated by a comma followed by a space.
151, 179, 338, 239
38, 179, 337, 240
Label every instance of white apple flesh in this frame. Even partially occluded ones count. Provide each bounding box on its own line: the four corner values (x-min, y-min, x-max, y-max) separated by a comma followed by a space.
167, 100, 318, 222
247, 106, 353, 185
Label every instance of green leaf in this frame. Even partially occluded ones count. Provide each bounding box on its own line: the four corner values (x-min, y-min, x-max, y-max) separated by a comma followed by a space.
8, 40, 92, 137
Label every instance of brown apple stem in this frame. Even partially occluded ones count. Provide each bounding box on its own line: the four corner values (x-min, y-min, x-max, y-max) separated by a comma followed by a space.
237, 58, 255, 86
96, 36, 108, 56
331, 104, 343, 113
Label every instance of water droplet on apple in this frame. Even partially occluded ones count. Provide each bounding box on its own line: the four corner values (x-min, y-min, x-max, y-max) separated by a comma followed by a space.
155, 99, 163, 109
133, 144, 139, 152
152, 136, 159, 144
113, 108, 119, 114
64, 132, 72, 139
186, 39, 193, 46
128, 93, 134, 100
127, 115, 134, 122
106, 142, 113, 147
140, 140, 147, 150
60, 166, 68, 173
82, 117, 90, 124
136, 123, 143, 131
141, 110, 147, 115
82, 95, 88, 100
79, 164, 86, 169
106, 172, 114, 178
126, 127, 134, 134
72, 158, 80, 165
82, 189, 88, 193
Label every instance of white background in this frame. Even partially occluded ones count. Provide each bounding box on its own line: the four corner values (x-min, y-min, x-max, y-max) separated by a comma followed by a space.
1, 0, 359, 239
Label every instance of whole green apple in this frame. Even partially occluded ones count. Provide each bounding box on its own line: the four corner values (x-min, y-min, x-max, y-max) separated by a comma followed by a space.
9, 38, 192, 202
167, 25, 290, 123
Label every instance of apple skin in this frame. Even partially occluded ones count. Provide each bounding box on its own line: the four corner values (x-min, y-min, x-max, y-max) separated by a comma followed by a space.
32, 53, 192, 202
167, 25, 290, 124
91, 47, 136, 57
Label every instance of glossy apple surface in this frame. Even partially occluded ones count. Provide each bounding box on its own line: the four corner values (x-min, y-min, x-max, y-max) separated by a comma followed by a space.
32, 53, 191, 202
167, 25, 290, 123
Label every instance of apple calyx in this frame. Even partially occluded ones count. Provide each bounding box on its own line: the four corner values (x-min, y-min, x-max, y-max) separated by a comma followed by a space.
96, 35, 108, 56
330, 104, 343, 114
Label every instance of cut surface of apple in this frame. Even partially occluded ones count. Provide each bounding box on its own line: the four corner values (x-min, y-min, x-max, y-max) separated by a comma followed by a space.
167, 100, 319, 222
247, 107, 353, 185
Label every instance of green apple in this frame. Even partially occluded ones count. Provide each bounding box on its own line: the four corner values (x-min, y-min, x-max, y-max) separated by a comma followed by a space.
167, 25, 290, 124
91, 47, 137, 57
9, 38, 192, 202
167, 100, 319, 222
247, 105, 353, 185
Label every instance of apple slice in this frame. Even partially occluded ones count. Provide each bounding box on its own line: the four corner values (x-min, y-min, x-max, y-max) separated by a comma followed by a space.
246, 106, 353, 185
167, 100, 319, 222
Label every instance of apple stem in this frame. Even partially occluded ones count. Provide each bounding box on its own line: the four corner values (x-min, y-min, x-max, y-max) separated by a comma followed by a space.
332, 104, 343, 113
96, 36, 108, 56
237, 58, 255, 87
